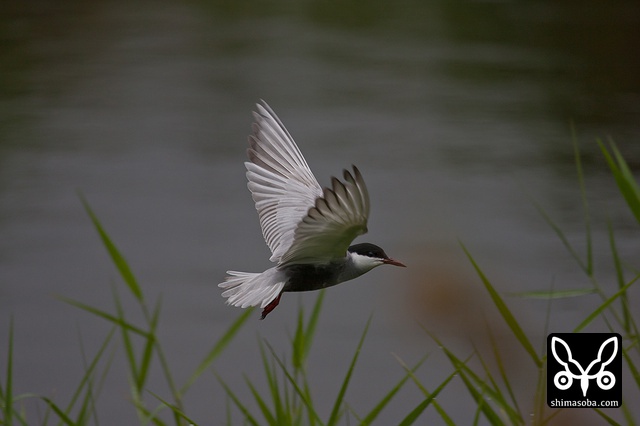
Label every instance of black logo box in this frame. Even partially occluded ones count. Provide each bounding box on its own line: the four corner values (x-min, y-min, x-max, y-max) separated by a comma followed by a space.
547, 333, 622, 408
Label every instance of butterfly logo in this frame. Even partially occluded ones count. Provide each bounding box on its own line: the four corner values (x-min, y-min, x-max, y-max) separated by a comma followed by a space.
550, 336, 618, 397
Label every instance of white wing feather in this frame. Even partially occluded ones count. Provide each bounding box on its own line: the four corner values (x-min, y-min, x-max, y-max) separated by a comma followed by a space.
246, 101, 323, 263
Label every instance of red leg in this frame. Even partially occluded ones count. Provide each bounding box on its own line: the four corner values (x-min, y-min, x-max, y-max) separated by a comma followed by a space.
260, 292, 282, 320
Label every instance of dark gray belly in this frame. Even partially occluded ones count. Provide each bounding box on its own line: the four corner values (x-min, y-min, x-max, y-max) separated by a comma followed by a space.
282, 263, 344, 292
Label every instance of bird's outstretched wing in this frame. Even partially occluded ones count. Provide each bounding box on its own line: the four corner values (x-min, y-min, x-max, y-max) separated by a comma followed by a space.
279, 166, 370, 266
246, 101, 370, 266
246, 101, 323, 263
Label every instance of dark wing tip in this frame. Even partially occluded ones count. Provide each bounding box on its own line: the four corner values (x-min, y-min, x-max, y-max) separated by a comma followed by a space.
342, 165, 363, 183
352, 165, 363, 180
343, 168, 353, 182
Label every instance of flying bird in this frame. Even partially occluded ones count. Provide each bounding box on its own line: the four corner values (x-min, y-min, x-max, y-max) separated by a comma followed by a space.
219, 101, 405, 319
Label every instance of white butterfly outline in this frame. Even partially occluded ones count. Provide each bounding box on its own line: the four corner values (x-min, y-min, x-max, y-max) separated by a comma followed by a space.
551, 336, 617, 397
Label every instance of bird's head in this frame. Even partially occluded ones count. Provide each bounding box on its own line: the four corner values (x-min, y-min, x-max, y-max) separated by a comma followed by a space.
347, 243, 406, 271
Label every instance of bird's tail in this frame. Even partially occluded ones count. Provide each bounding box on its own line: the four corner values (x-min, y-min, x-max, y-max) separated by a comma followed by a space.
218, 268, 285, 309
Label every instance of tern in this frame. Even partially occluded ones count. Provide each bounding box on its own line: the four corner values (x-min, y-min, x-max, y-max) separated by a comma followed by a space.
218, 101, 405, 319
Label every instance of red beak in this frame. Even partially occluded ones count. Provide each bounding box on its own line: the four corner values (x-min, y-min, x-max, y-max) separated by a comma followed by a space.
383, 258, 406, 267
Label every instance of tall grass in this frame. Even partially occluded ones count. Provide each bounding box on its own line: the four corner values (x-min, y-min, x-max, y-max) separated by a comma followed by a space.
1, 138, 639, 425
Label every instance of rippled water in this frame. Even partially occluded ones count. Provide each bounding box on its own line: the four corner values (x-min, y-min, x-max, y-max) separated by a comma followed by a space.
1, 1, 639, 424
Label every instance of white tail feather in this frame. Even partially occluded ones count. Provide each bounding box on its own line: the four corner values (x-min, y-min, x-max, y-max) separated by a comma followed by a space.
218, 268, 285, 309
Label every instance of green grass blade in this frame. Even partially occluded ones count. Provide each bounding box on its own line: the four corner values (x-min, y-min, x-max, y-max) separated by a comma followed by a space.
574, 273, 640, 332
534, 281, 554, 424
216, 373, 262, 426
56, 296, 150, 338
292, 304, 306, 372
441, 346, 516, 424
136, 299, 160, 391
3, 316, 14, 425
508, 288, 596, 299
258, 340, 285, 424
244, 375, 278, 425
111, 285, 156, 425
459, 369, 506, 426
360, 356, 427, 425
80, 193, 143, 301
265, 342, 323, 425
599, 139, 640, 225
485, 329, 522, 421
130, 395, 167, 426
531, 199, 588, 275
473, 343, 522, 425
65, 327, 116, 424
620, 395, 637, 425
224, 396, 232, 426
289, 298, 319, 426
425, 323, 519, 425
4, 393, 38, 426
397, 369, 457, 426
533, 356, 548, 425
148, 390, 199, 426
622, 346, 640, 390
41, 397, 76, 426
461, 243, 542, 367
300, 375, 316, 426
593, 407, 622, 426
292, 290, 325, 372
572, 128, 593, 276
304, 290, 325, 359
293, 292, 326, 425
608, 221, 632, 332
111, 285, 141, 389
181, 308, 254, 394
326, 315, 372, 426
393, 353, 455, 425
142, 297, 183, 424
282, 302, 324, 426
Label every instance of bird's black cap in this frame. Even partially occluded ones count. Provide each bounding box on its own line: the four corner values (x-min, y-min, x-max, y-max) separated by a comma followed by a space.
348, 243, 389, 259
348, 243, 406, 267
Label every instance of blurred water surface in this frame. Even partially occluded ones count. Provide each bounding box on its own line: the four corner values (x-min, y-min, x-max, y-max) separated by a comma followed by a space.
1, 0, 639, 424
